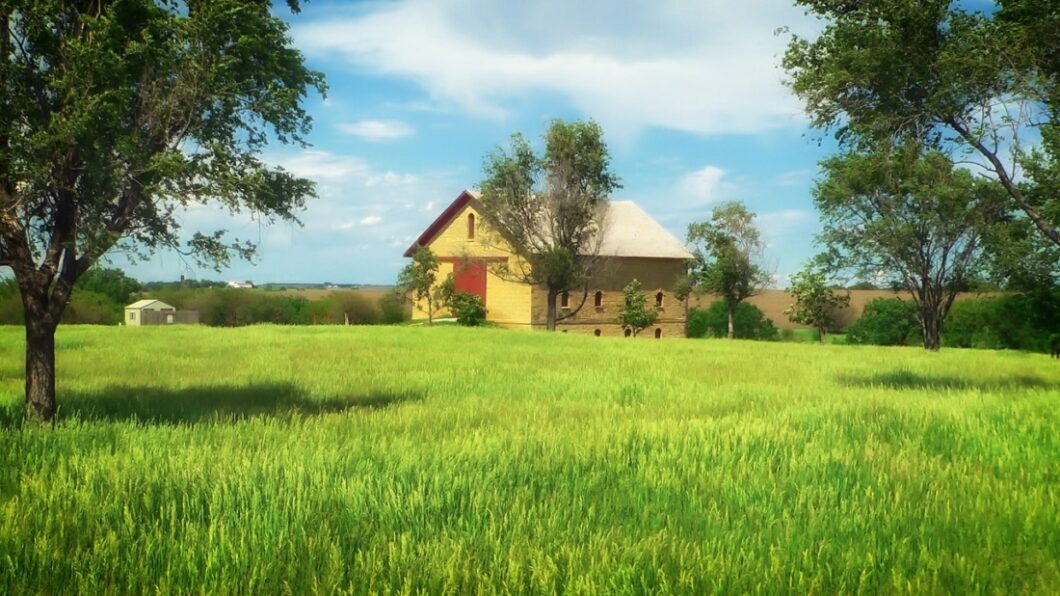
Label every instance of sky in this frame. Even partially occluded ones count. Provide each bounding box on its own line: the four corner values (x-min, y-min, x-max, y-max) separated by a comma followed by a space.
116, 0, 840, 287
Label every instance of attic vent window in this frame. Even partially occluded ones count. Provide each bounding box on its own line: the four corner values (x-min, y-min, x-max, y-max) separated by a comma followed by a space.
467, 213, 475, 239
594, 291, 603, 307
655, 292, 664, 308
560, 291, 570, 308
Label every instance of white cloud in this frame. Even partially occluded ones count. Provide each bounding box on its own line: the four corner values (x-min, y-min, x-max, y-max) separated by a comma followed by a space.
338, 119, 415, 142
294, 0, 818, 137
676, 166, 727, 204
360, 215, 383, 226
756, 209, 814, 241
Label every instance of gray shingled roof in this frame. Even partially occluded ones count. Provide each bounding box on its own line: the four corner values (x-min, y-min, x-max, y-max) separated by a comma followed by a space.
458, 190, 691, 260
594, 201, 692, 260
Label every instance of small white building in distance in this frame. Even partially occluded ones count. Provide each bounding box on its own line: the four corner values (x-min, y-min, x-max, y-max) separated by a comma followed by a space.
227, 280, 254, 289
124, 299, 176, 326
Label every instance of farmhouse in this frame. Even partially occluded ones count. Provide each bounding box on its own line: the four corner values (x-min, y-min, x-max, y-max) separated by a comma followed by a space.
124, 299, 199, 326
124, 299, 176, 326
405, 190, 692, 337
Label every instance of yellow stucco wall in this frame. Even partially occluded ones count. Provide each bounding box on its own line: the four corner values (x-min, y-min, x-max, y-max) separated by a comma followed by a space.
410, 203, 534, 327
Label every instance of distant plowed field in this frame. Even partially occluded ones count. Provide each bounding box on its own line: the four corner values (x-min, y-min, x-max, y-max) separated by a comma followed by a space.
1, 326, 1056, 593
693, 289, 991, 329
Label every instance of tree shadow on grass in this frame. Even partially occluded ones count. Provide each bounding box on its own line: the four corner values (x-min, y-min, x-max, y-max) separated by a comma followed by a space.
839, 370, 1058, 392
0, 383, 424, 428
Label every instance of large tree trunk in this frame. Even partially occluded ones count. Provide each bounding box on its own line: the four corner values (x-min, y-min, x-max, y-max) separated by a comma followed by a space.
919, 307, 942, 351
24, 317, 59, 422
726, 302, 735, 339
546, 288, 558, 331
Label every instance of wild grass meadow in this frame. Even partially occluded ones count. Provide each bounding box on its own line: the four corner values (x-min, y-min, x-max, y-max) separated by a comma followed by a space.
0, 325, 1057, 594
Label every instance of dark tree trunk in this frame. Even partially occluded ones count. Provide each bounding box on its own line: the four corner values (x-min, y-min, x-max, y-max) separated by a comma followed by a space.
546, 288, 558, 331
919, 307, 942, 351
819, 327, 828, 344
24, 316, 59, 422
726, 302, 735, 339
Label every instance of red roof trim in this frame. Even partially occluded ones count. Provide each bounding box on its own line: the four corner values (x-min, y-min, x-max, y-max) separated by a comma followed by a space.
402, 190, 477, 257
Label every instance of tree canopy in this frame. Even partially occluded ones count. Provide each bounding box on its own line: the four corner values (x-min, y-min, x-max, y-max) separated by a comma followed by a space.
784, 0, 1060, 249
1, 0, 324, 421
478, 119, 621, 330
686, 201, 770, 339
813, 144, 1001, 350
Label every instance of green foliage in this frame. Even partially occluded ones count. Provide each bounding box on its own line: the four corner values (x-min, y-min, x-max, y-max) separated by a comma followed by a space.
479, 119, 621, 330
377, 291, 408, 324
75, 267, 142, 306
448, 292, 487, 326
945, 291, 1060, 353
3, 325, 1056, 592
398, 246, 443, 323
617, 278, 658, 337
813, 145, 1000, 350
687, 202, 769, 306
783, 0, 1060, 248
785, 268, 851, 343
687, 302, 778, 341
847, 299, 921, 346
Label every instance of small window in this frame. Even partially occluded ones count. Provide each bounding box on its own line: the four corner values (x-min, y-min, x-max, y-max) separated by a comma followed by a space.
129, 312, 136, 320
654, 328, 662, 339
560, 291, 570, 308
467, 213, 475, 239
594, 329, 601, 337
594, 291, 603, 307
655, 292, 664, 308
624, 328, 632, 338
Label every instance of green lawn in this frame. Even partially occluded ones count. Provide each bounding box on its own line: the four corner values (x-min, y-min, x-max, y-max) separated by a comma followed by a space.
1, 325, 1058, 594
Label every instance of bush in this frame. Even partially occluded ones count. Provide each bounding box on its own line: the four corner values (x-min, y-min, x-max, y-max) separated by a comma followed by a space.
378, 291, 408, 324
687, 301, 778, 340
945, 290, 1060, 352
449, 292, 487, 326
322, 291, 380, 325
846, 298, 920, 346
63, 291, 121, 325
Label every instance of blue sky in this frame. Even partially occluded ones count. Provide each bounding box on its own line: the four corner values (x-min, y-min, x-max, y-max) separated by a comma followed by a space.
118, 0, 840, 286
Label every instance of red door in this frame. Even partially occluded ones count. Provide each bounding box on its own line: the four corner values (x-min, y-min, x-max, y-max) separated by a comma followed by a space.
453, 260, 487, 301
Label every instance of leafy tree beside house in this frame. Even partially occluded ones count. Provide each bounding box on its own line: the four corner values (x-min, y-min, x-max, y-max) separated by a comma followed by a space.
813, 144, 1001, 351
0, 1, 324, 421
785, 267, 850, 344
617, 278, 657, 337
397, 246, 451, 324
686, 202, 771, 339
478, 119, 621, 331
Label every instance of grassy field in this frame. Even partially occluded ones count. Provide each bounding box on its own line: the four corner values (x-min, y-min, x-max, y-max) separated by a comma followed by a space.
1, 325, 1058, 594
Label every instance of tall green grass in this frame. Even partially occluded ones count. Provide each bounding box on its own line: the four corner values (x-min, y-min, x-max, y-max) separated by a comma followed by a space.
1, 325, 1057, 594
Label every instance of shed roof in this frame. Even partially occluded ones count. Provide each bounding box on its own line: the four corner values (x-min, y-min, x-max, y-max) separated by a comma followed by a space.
125, 299, 174, 310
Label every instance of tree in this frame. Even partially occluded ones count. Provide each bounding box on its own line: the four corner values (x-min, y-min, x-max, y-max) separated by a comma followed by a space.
784, 0, 1060, 249
478, 119, 621, 331
784, 267, 850, 344
0, 1, 324, 421
75, 267, 142, 306
617, 278, 657, 337
397, 246, 448, 324
686, 201, 771, 339
813, 144, 1002, 350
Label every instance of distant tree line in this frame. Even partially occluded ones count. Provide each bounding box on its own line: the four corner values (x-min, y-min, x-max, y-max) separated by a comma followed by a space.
0, 268, 408, 327
683, 292, 1060, 355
